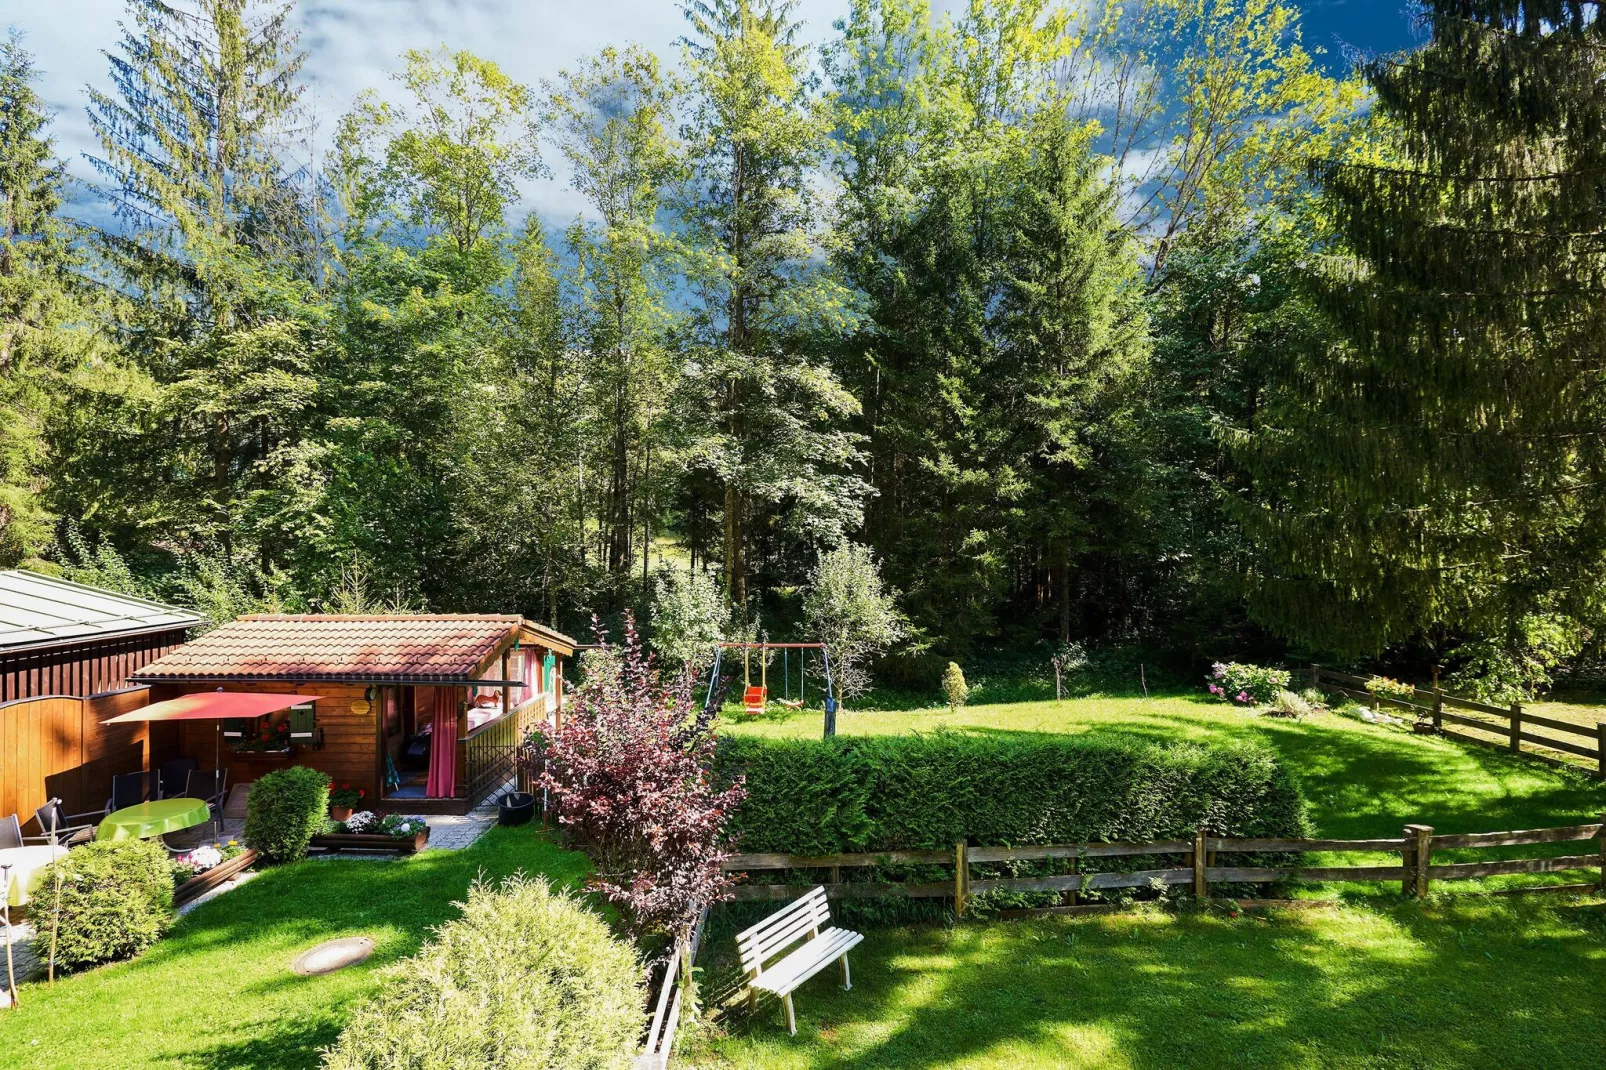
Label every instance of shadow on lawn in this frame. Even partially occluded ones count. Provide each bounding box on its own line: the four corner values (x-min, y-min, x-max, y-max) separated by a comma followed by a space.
712, 897, 1606, 1069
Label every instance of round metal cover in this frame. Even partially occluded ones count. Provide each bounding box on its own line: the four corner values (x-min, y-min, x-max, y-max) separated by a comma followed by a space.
292, 937, 375, 976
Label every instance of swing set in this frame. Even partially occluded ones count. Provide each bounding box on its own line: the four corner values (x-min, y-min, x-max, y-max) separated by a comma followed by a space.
706, 642, 835, 719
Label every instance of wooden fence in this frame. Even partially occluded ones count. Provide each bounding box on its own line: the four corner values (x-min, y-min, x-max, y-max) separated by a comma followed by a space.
1310, 664, 1606, 779
722, 819, 1606, 913
635, 907, 708, 1070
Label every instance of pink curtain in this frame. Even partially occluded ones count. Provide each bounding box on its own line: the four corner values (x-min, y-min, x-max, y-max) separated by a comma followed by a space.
425, 687, 458, 798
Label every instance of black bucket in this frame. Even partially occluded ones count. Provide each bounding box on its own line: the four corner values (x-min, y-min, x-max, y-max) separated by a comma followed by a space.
498, 791, 536, 826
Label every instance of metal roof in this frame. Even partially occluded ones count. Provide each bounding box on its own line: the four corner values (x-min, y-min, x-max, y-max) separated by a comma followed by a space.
0, 570, 202, 652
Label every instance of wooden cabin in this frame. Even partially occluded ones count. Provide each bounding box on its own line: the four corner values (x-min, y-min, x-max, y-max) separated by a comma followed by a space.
131, 614, 575, 814
0, 569, 201, 825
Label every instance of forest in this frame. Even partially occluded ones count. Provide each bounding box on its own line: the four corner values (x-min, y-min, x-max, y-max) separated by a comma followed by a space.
2, 0, 1603, 700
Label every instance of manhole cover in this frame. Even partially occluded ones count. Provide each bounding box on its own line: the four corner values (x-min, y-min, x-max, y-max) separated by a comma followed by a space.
292, 937, 375, 976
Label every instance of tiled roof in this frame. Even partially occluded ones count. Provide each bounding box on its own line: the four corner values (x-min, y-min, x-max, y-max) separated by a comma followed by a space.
0, 570, 201, 652
132, 615, 537, 682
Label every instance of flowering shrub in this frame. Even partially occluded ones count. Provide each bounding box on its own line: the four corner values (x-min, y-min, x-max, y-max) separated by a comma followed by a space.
234, 718, 292, 753
169, 840, 246, 888
539, 612, 746, 937
339, 810, 379, 833
1366, 676, 1415, 701
1206, 662, 1290, 706
380, 815, 427, 840
329, 784, 366, 809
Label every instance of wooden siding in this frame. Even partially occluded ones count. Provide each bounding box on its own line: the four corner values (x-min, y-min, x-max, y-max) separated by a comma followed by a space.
0, 688, 152, 832
155, 681, 388, 804
1, 628, 191, 703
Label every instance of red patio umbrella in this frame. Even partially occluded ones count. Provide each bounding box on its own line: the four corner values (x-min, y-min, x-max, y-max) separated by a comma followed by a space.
103, 690, 322, 771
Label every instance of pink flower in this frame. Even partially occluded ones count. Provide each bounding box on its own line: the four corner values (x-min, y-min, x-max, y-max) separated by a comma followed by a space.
1208, 684, 1220, 694
1236, 691, 1249, 703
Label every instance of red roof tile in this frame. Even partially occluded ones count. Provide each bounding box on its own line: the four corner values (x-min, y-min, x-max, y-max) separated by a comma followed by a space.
131, 615, 570, 682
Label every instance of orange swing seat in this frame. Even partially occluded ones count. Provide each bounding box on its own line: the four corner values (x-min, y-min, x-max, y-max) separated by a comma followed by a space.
743, 685, 768, 715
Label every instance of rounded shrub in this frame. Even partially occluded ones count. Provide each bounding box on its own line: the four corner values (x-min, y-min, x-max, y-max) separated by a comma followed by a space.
244, 765, 331, 863
323, 875, 642, 1070
941, 662, 969, 711
40, 838, 174, 970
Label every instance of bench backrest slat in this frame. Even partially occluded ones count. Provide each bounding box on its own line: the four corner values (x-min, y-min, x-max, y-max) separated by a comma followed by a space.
736, 887, 832, 975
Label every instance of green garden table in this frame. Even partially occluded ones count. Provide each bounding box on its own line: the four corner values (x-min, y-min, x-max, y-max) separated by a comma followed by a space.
96, 798, 212, 842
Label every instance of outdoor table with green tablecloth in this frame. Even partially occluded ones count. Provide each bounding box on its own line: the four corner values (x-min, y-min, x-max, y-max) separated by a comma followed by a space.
96, 798, 212, 842
0, 845, 69, 905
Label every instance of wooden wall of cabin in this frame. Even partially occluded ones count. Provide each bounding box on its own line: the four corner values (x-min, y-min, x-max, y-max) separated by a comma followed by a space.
0, 628, 192, 703
152, 682, 383, 804
0, 687, 151, 832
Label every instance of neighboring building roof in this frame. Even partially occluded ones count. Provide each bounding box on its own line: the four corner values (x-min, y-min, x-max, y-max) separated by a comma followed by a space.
0, 569, 202, 653
131, 614, 575, 683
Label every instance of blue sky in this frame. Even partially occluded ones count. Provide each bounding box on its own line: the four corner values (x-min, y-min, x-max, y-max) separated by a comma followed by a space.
14, 0, 1421, 225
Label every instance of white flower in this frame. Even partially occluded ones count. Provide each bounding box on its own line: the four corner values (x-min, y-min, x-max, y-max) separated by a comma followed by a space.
344, 811, 378, 832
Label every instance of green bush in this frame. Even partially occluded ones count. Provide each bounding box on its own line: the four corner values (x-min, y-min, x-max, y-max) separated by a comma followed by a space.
39, 838, 174, 970
244, 765, 331, 862
716, 731, 1309, 853
1207, 661, 1290, 705
323, 875, 642, 1070
941, 662, 968, 711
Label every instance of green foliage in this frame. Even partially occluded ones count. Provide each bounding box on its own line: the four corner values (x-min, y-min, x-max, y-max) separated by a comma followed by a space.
803, 543, 905, 699
1206, 661, 1289, 704
714, 731, 1309, 855
244, 765, 331, 863
40, 838, 174, 970
1365, 676, 1414, 701
322, 875, 641, 1070
1445, 613, 1586, 704
1267, 689, 1312, 718
941, 662, 968, 711
650, 566, 725, 670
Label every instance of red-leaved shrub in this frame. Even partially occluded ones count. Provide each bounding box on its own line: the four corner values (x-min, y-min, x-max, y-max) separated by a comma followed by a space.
536, 613, 745, 937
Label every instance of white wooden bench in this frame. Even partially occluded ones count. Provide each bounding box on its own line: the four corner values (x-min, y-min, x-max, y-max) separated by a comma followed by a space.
736, 886, 863, 1035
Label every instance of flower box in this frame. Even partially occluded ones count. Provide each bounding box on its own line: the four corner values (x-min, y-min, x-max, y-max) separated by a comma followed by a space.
173, 847, 259, 908
231, 748, 294, 762
309, 828, 430, 854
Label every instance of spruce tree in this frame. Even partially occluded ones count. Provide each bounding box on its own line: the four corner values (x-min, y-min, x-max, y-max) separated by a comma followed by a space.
1237, 0, 1606, 653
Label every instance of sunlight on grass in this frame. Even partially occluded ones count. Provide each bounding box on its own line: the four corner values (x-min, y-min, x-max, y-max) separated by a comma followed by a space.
0, 827, 591, 1070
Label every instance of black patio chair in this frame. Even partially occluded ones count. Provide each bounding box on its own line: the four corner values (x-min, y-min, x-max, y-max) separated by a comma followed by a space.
0, 815, 22, 851
106, 771, 148, 814
157, 757, 199, 800
184, 769, 229, 833
32, 799, 97, 847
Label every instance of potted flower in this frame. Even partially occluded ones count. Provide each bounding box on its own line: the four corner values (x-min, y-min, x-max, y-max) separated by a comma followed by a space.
329, 784, 365, 822
232, 718, 293, 758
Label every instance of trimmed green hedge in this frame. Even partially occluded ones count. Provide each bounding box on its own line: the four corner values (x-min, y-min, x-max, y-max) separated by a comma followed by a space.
715, 731, 1310, 853
245, 765, 331, 863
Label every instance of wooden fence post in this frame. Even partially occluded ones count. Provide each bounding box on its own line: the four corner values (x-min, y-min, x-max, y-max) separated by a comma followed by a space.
1310, 663, 1321, 689
1598, 814, 1606, 894
1403, 824, 1433, 899
954, 841, 968, 918
1193, 828, 1207, 899
1509, 702, 1522, 752
1431, 665, 1443, 732
1596, 723, 1605, 781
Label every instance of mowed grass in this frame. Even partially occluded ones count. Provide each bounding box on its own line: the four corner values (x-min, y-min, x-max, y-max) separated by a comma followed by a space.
691, 897, 1606, 1069
690, 693, 1606, 1068
0, 827, 590, 1070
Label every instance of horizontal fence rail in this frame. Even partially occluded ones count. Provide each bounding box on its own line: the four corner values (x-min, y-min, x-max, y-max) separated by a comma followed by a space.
723, 819, 1606, 913
1310, 664, 1606, 779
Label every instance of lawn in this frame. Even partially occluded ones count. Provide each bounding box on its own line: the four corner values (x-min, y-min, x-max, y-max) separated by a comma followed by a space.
0, 827, 590, 1070
688, 691, 1606, 1068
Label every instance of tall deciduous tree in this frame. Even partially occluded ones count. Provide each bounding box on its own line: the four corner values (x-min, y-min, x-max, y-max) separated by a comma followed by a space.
546, 46, 681, 589
1236, 0, 1606, 656
678, 0, 868, 613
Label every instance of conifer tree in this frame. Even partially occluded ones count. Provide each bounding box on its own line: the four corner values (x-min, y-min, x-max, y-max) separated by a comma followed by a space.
1237, 0, 1606, 653
85, 0, 317, 561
